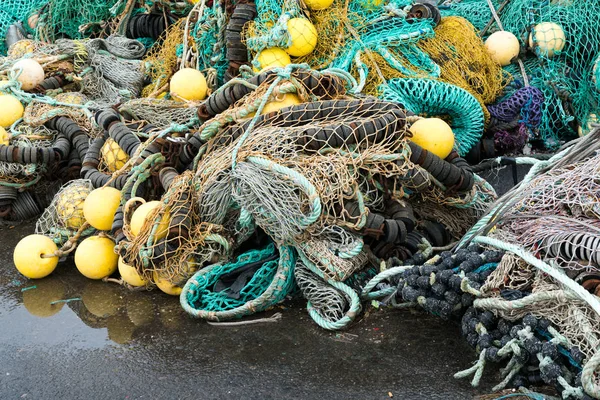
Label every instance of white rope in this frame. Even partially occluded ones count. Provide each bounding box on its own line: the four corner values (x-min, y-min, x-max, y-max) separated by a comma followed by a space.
473, 236, 600, 318
485, 0, 504, 30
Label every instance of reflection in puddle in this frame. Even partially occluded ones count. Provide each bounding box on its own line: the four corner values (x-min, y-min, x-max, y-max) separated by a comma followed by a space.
82, 282, 123, 318
126, 295, 155, 327
17, 271, 189, 345
106, 314, 136, 344
22, 276, 66, 318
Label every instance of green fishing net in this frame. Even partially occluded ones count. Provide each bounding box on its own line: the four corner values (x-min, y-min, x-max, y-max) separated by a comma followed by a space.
444, 0, 600, 147
0, 0, 48, 54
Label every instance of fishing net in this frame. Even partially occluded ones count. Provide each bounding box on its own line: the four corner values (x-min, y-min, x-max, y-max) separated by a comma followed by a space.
118, 98, 200, 128
180, 243, 296, 320
36, 178, 94, 245
76, 36, 146, 105
0, 125, 56, 183
297, 225, 368, 281
0, 0, 48, 54
491, 151, 600, 274
141, 19, 185, 97
380, 78, 485, 155
325, 12, 506, 103
23, 92, 96, 134
33, 0, 119, 43
416, 16, 507, 105
196, 95, 414, 244
294, 259, 350, 323
186, 0, 228, 87
446, 0, 600, 148
120, 170, 231, 285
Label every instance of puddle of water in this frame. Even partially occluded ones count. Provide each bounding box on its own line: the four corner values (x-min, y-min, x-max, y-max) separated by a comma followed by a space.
0, 223, 192, 347
1, 264, 192, 347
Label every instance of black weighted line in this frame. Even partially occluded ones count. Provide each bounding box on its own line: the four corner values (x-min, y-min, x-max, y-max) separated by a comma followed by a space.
406, 143, 475, 192
108, 122, 141, 157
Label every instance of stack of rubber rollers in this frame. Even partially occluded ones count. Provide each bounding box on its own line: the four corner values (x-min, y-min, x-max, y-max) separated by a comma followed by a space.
224, 2, 257, 82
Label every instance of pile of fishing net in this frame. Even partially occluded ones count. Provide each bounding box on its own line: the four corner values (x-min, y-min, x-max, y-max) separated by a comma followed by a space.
363, 129, 600, 399
2, 0, 600, 398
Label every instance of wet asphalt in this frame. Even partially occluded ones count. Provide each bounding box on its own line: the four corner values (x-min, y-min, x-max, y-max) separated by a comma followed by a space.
0, 166, 523, 400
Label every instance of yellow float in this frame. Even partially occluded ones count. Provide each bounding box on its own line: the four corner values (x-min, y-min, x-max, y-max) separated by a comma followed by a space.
100, 138, 129, 173
130, 201, 170, 240
11, 59, 45, 91
409, 118, 455, 159
56, 184, 90, 229
529, 22, 565, 57
83, 187, 121, 231
485, 31, 520, 66
170, 68, 208, 101
261, 93, 301, 114
74, 236, 118, 280
0, 95, 24, 128
285, 18, 318, 57
254, 48, 291, 72
118, 256, 148, 287
13, 234, 59, 279
304, 0, 334, 10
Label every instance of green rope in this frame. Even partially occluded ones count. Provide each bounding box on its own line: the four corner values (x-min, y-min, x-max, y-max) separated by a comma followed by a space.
297, 249, 361, 331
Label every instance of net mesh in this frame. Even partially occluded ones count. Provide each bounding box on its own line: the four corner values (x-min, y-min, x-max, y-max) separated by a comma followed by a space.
119, 98, 200, 128
120, 171, 230, 285
445, 0, 600, 148
36, 179, 93, 245
141, 19, 185, 97
480, 149, 600, 362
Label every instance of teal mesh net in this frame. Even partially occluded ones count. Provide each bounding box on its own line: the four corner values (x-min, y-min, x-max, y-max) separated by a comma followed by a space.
380, 78, 485, 156
0, 0, 48, 54
33, 0, 119, 43
192, 1, 228, 87
181, 244, 296, 319
444, 0, 600, 147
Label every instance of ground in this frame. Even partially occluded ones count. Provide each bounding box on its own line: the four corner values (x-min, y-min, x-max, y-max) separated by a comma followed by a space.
0, 166, 524, 400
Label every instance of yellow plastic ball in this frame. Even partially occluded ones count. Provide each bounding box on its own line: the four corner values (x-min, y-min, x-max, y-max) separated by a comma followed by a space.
485, 31, 520, 66
11, 59, 45, 91
130, 200, 170, 240
304, 0, 334, 10
75, 236, 118, 280
82, 282, 123, 318
153, 272, 183, 296
409, 118, 455, 159
261, 93, 301, 115
118, 256, 148, 287
83, 187, 121, 231
286, 18, 318, 57
0, 127, 9, 145
56, 184, 90, 229
13, 234, 59, 279
0, 94, 24, 128
254, 48, 291, 72
578, 114, 599, 137
170, 68, 208, 101
22, 276, 65, 317
101, 138, 129, 173
529, 22, 565, 57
